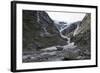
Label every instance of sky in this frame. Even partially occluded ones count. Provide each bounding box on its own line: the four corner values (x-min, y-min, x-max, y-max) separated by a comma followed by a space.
46, 11, 86, 24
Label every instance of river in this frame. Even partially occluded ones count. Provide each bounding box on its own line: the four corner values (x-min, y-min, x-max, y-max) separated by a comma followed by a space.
22, 29, 83, 63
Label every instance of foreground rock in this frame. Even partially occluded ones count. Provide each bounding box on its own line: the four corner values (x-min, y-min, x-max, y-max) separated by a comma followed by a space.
23, 44, 86, 63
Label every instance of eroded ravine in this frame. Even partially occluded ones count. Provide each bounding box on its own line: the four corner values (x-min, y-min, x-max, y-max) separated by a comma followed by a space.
23, 28, 81, 63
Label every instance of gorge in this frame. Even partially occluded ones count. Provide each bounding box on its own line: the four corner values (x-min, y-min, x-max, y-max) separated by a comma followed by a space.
22, 10, 91, 62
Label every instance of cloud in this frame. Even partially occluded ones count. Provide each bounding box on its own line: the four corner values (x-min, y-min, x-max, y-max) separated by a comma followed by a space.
46, 11, 86, 24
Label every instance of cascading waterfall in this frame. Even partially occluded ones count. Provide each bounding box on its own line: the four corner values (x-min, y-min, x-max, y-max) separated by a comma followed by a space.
59, 32, 70, 44
59, 22, 80, 45
58, 23, 79, 50
59, 31, 77, 49
73, 24, 80, 36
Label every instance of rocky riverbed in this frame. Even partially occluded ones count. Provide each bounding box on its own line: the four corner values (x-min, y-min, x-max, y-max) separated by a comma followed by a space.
23, 43, 90, 63
22, 11, 91, 63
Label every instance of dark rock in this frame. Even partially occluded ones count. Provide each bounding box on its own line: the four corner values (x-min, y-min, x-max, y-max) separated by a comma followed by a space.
23, 10, 67, 51
56, 46, 63, 51
70, 13, 91, 59
70, 13, 91, 51
62, 21, 81, 35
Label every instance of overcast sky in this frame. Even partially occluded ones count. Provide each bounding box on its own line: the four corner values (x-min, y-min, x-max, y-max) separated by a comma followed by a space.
46, 11, 86, 24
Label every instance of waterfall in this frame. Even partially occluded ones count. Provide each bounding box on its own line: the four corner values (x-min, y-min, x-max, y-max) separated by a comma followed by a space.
59, 24, 77, 49
73, 24, 79, 36
59, 32, 70, 44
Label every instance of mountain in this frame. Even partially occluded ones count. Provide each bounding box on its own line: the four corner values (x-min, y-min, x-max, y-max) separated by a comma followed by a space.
54, 21, 68, 32
70, 13, 91, 59
23, 10, 67, 51
60, 13, 91, 59
62, 21, 81, 37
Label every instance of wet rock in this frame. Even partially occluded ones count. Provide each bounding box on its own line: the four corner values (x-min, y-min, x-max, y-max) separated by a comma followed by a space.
56, 46, 63, 51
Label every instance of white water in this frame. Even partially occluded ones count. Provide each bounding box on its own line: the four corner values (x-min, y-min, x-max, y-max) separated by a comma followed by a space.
23, 24, 80, 62
41, 46, 57, 51
73, 24, 80, 36
41, 22, 78, 51
59, 32, 70, 44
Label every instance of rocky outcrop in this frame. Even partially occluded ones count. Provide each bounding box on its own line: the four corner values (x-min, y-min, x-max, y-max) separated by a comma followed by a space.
23, 10, 67, 51
70, 13, 91, 59
62, 21, 81, 36
59, 13, 91, 60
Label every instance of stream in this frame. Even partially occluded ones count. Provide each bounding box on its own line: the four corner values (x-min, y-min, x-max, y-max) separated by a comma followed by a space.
23, 30, 83, 63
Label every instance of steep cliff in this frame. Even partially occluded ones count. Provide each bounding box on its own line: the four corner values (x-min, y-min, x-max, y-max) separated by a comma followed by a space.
23, 10, 67, 51
60, 13, 91, 59
70, 13, 91, 59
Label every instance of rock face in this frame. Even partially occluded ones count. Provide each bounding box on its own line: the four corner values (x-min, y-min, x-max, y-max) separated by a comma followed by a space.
60, 13, 91, 59
62, 21, 81, 36
23, 10, 67, 51
54, 21, 67, 32
70, 13, 91, 59
71, 13, 91, 49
